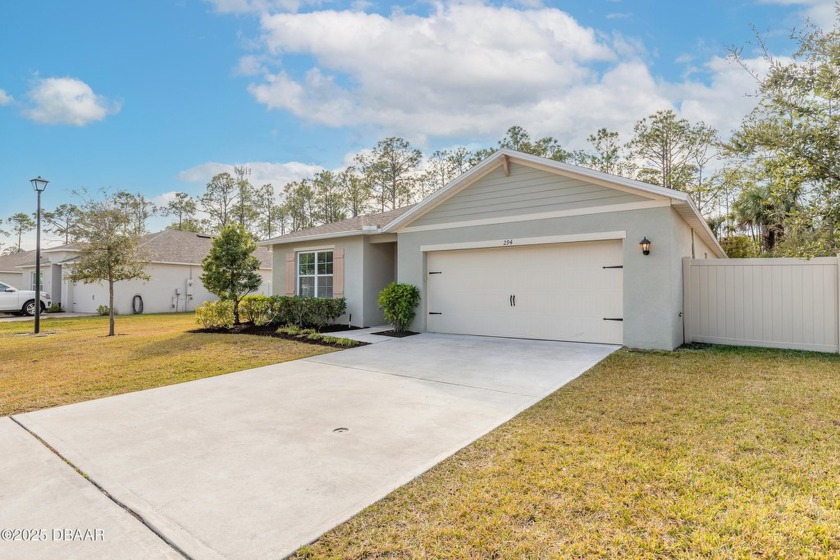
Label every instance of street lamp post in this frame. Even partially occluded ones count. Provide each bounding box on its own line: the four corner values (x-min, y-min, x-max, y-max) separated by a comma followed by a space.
30, 176, 48, 334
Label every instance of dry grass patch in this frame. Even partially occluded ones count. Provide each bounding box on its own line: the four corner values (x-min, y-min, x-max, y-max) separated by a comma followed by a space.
294, 345, 840, 559
0, 313, 332, 416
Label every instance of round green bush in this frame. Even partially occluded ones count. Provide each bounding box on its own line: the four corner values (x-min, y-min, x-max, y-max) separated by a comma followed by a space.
377, 282, 421, 333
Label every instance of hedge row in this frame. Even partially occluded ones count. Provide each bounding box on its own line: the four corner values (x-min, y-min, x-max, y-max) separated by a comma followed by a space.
196, 295, 347, 330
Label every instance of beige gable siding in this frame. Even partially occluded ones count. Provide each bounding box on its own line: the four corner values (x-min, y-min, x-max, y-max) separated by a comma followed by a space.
411, 163, 651, 227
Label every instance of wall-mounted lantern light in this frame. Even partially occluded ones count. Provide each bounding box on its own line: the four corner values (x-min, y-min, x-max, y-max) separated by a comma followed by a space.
640, 237, 651, 256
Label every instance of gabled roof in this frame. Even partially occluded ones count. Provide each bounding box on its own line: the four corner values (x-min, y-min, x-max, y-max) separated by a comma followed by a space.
258, 205, 414, 246
45, 229, 272, 268
383, 149, 726, 258
0, 249, 49, 273
258, 149, 725, 257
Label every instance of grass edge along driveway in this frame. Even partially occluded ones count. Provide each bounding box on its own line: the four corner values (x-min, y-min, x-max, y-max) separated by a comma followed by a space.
293, 345, 840, 559
0, 313, 333, 417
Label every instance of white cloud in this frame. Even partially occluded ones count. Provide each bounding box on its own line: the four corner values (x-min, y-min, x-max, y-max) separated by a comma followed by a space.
23, 77, 120, 126
177, 160, 324, 189
0, 89, 12, 105
759, 0, 837, 28
247, 4, 618, 141
665, 55, 788, 137
205, 0, 320, 14
225, 2, 819, 151
234, 55, 268, 76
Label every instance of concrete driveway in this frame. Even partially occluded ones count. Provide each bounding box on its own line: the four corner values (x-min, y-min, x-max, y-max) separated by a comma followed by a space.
5, 334, 617, 559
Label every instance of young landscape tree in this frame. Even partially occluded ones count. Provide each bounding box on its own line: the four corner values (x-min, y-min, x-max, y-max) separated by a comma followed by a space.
67, 195, 150, 336
200, 224, 262, 325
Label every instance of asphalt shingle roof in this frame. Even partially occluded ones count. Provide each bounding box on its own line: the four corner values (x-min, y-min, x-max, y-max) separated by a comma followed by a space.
263, 205, 414, 244
43, 229, 272, 268
0, 249, 49, 272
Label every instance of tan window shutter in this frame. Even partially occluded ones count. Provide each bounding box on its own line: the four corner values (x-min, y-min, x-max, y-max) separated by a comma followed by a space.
285, 253, 296, 296
333, 248, 344, 298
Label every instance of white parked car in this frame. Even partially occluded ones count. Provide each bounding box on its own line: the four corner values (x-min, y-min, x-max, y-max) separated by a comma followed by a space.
0, 281, 51, 316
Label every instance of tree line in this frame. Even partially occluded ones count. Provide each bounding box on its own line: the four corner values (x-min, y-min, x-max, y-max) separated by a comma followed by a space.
3, 14, 838, 258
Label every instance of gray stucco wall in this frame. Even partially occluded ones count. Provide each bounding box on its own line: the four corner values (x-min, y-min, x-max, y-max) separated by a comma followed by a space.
397, 205, 690, 350
269, 236, 395, 327
0, 272, 23, 290
363, 241, 396, 326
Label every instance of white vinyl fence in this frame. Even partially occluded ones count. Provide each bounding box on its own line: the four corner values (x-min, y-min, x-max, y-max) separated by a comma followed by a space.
683, 257, 840, 353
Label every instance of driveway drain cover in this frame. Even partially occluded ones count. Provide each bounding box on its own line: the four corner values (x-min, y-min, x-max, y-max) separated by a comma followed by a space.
333, 427, 349, 433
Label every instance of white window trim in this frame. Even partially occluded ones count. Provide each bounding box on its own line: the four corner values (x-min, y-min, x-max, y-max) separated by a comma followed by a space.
296, 250, 334, 298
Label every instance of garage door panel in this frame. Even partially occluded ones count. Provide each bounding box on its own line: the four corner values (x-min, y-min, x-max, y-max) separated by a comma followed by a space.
427, 240, 623, 344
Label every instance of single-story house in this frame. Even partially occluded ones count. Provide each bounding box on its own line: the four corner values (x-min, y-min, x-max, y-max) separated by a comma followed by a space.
11, 229, 272, 315
260, 149, 726, 350
0, 250, 48, 290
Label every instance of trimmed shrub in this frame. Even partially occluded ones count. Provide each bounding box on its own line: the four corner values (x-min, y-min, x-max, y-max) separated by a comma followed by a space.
239, 295, 277, 326
377, 282, 421, 333
275, 325, 361, 348
195, 300, 235, 329
272, 296, 347, 329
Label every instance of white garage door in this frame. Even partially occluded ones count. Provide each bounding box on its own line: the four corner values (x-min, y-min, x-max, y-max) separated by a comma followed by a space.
426, 240, 623, 344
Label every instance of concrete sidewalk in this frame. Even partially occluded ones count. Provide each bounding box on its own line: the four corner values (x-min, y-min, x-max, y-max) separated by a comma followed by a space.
0, 418, 179, 560
10, 334, 617, 559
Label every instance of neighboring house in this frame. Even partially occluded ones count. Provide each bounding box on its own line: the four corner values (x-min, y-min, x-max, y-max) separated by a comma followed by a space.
12, 229, 271, 315
260, 149, 725, 351
0, 250, 48, 290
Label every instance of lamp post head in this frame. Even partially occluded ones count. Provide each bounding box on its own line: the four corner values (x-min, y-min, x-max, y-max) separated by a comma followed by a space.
30, 176, 49, 192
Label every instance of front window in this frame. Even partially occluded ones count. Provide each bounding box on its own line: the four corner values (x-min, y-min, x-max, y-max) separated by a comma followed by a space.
297, 251, 333, 298
30, 272, 43, 291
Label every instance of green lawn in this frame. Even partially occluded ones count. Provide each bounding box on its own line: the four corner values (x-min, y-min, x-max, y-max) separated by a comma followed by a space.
0, 313, 333, 416
294, 345, 840, 559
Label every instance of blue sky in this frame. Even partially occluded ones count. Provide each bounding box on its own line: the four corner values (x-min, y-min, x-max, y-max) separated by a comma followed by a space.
0, 0, 835, 248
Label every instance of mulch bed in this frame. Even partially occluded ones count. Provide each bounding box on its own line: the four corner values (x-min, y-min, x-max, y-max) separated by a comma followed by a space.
189, 323, 367, 348
372, 330, 419, 338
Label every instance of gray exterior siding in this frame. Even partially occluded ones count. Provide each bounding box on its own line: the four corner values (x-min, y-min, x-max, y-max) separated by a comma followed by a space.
398, 205, 693, 350
411, 164, 649, 227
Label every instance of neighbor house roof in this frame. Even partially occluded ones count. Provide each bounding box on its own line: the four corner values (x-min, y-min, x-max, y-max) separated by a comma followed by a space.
0, 249, 49, 273
258, 205, 414, 246
43, 229, 272, 268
